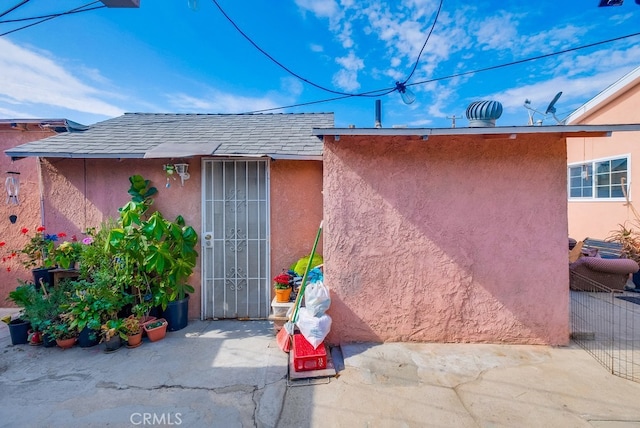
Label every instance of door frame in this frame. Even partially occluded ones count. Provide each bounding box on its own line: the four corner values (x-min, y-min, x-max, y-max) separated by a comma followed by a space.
200, 157, 271, 319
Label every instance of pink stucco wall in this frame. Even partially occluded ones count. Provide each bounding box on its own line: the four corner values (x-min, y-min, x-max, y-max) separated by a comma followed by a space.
269, 160, 323, 285
567, 78, 640, 241
23, 156, 322, 318
324, 134, 570, 345
39, 158, 203, 318
0, 125, 57, 305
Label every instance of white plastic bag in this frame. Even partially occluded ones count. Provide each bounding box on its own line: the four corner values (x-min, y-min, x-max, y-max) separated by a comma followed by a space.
296, 307, 332, 349
305, 280, 331, 317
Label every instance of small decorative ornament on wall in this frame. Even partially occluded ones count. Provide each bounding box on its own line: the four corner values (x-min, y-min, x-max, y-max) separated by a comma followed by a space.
5, 171, 20, 205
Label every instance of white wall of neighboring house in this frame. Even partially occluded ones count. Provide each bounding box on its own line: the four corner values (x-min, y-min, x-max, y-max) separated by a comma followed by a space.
567, 65, 640, 241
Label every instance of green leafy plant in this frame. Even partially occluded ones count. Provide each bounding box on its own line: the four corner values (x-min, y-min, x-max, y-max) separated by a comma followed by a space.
101, 318, 125, 342
120, 315, 141, 336
62, 275, 127, 335
45, 313, 77, 340
107, 175, 198, 312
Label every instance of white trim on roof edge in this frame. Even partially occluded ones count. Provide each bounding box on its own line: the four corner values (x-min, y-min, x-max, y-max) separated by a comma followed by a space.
566, 65, 640, 125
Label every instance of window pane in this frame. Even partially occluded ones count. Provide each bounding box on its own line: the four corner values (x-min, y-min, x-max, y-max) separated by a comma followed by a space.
612, 158, 627, 172
612, 186, 624, 198
596, 161, 610, 174
584, 187, 592, 197
569, 167, 581, 178
570, 188, 581, 197
597, 186, 610, 198
596, 174, 610, 186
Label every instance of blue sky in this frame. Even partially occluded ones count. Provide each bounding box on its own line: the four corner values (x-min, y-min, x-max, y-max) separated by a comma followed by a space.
0, 0, 639, 128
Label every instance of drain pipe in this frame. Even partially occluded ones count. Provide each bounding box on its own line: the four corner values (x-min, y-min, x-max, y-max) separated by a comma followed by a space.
375, 100, 382, 128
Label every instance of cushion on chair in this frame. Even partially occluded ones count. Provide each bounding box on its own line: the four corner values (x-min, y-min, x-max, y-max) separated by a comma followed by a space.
576, 256, 639, 274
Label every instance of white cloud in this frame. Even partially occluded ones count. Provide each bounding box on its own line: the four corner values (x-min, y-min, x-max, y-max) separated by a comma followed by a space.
166, 90, 281, 113
473, 12, 520, 52
295, 0, 340, 20
280, 77, 304, 97
332, 51, 364, 91
309, 43, 324, 53
0, 39, 124, 118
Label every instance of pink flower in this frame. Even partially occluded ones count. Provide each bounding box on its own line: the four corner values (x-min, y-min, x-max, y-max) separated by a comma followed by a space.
82, 237, 94, 245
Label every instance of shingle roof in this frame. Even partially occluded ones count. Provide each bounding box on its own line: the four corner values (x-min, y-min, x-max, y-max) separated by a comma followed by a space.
4, 113, 334, 160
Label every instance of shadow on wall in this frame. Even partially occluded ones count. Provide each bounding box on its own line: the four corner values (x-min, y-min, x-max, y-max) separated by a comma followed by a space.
324, 135, 569, 345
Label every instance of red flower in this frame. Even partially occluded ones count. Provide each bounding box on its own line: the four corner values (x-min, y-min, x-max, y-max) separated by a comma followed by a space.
0, 242, 4, 247
36, 226, 46, 232
58, 232, 66, 238
6, 267, 10, 272
21, 227, 28, 234
71, 235, 78, 242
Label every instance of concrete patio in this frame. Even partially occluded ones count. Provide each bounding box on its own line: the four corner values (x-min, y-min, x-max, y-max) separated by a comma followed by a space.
1, 309, 640, 427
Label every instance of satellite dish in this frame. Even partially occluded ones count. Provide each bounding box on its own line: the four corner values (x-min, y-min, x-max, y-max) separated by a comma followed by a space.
545, 91, 563, 114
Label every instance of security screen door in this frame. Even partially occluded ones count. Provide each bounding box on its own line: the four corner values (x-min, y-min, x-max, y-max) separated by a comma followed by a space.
202, 159, 270, 319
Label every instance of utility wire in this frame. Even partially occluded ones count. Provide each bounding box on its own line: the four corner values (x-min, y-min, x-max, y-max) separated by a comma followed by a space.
244, 30, 640, 114
0, 5, 104, 24
0, 0, 29, 19
211, 0, 440, 99
402, 0, 443, 85
0, 1, 105, 37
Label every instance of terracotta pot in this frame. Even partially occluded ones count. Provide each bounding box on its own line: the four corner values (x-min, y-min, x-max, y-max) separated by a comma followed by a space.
275, 288, 292, 303
143, 318, 168, 342
56, 337, 77, 349
127, 332, 143, 348
140, 316, 157, 337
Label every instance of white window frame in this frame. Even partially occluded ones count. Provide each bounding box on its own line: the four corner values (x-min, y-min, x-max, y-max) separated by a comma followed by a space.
568, 154, 631, 202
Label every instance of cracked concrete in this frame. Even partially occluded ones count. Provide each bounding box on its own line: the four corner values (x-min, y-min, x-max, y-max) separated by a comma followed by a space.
3, 317, 640, 427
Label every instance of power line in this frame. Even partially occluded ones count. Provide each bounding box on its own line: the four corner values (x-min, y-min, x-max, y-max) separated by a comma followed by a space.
0, 0, 30, 19
244, 30, 640, 114
0, 5, 104, 24
0, 1, 105, 37
402, 0, 443, 85
211, 0, 441, 100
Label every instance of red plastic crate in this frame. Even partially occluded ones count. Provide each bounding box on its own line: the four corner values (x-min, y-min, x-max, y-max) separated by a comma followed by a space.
292, 334, 327, 372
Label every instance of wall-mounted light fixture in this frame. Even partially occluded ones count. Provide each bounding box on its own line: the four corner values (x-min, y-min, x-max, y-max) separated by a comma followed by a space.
163, 163, 190, 187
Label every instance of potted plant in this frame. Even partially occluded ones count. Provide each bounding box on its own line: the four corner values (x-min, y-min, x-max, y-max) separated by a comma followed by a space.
143, 318, 168, 342
5, 284, 33, 345
608, 222, 640, 288
100, 318, 124, 353
120, 315, 142, 348
21, 279, 73, 347
273, 272, 292, 302
15, 226, 60, 289
63, 274, 126, 348
46, 314, 78, 349
107, 175, 198, 332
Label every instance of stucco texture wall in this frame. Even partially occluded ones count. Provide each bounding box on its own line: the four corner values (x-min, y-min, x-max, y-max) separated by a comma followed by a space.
32, 157, 322, 318
567, 79, 640, 241
0, 126, 57, 305
39, 158, 203, 318
324, 134, 569, 345
269, 160, 323, 286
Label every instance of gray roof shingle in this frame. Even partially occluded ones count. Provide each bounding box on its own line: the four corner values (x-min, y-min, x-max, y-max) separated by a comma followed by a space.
4, 113, 334, 159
